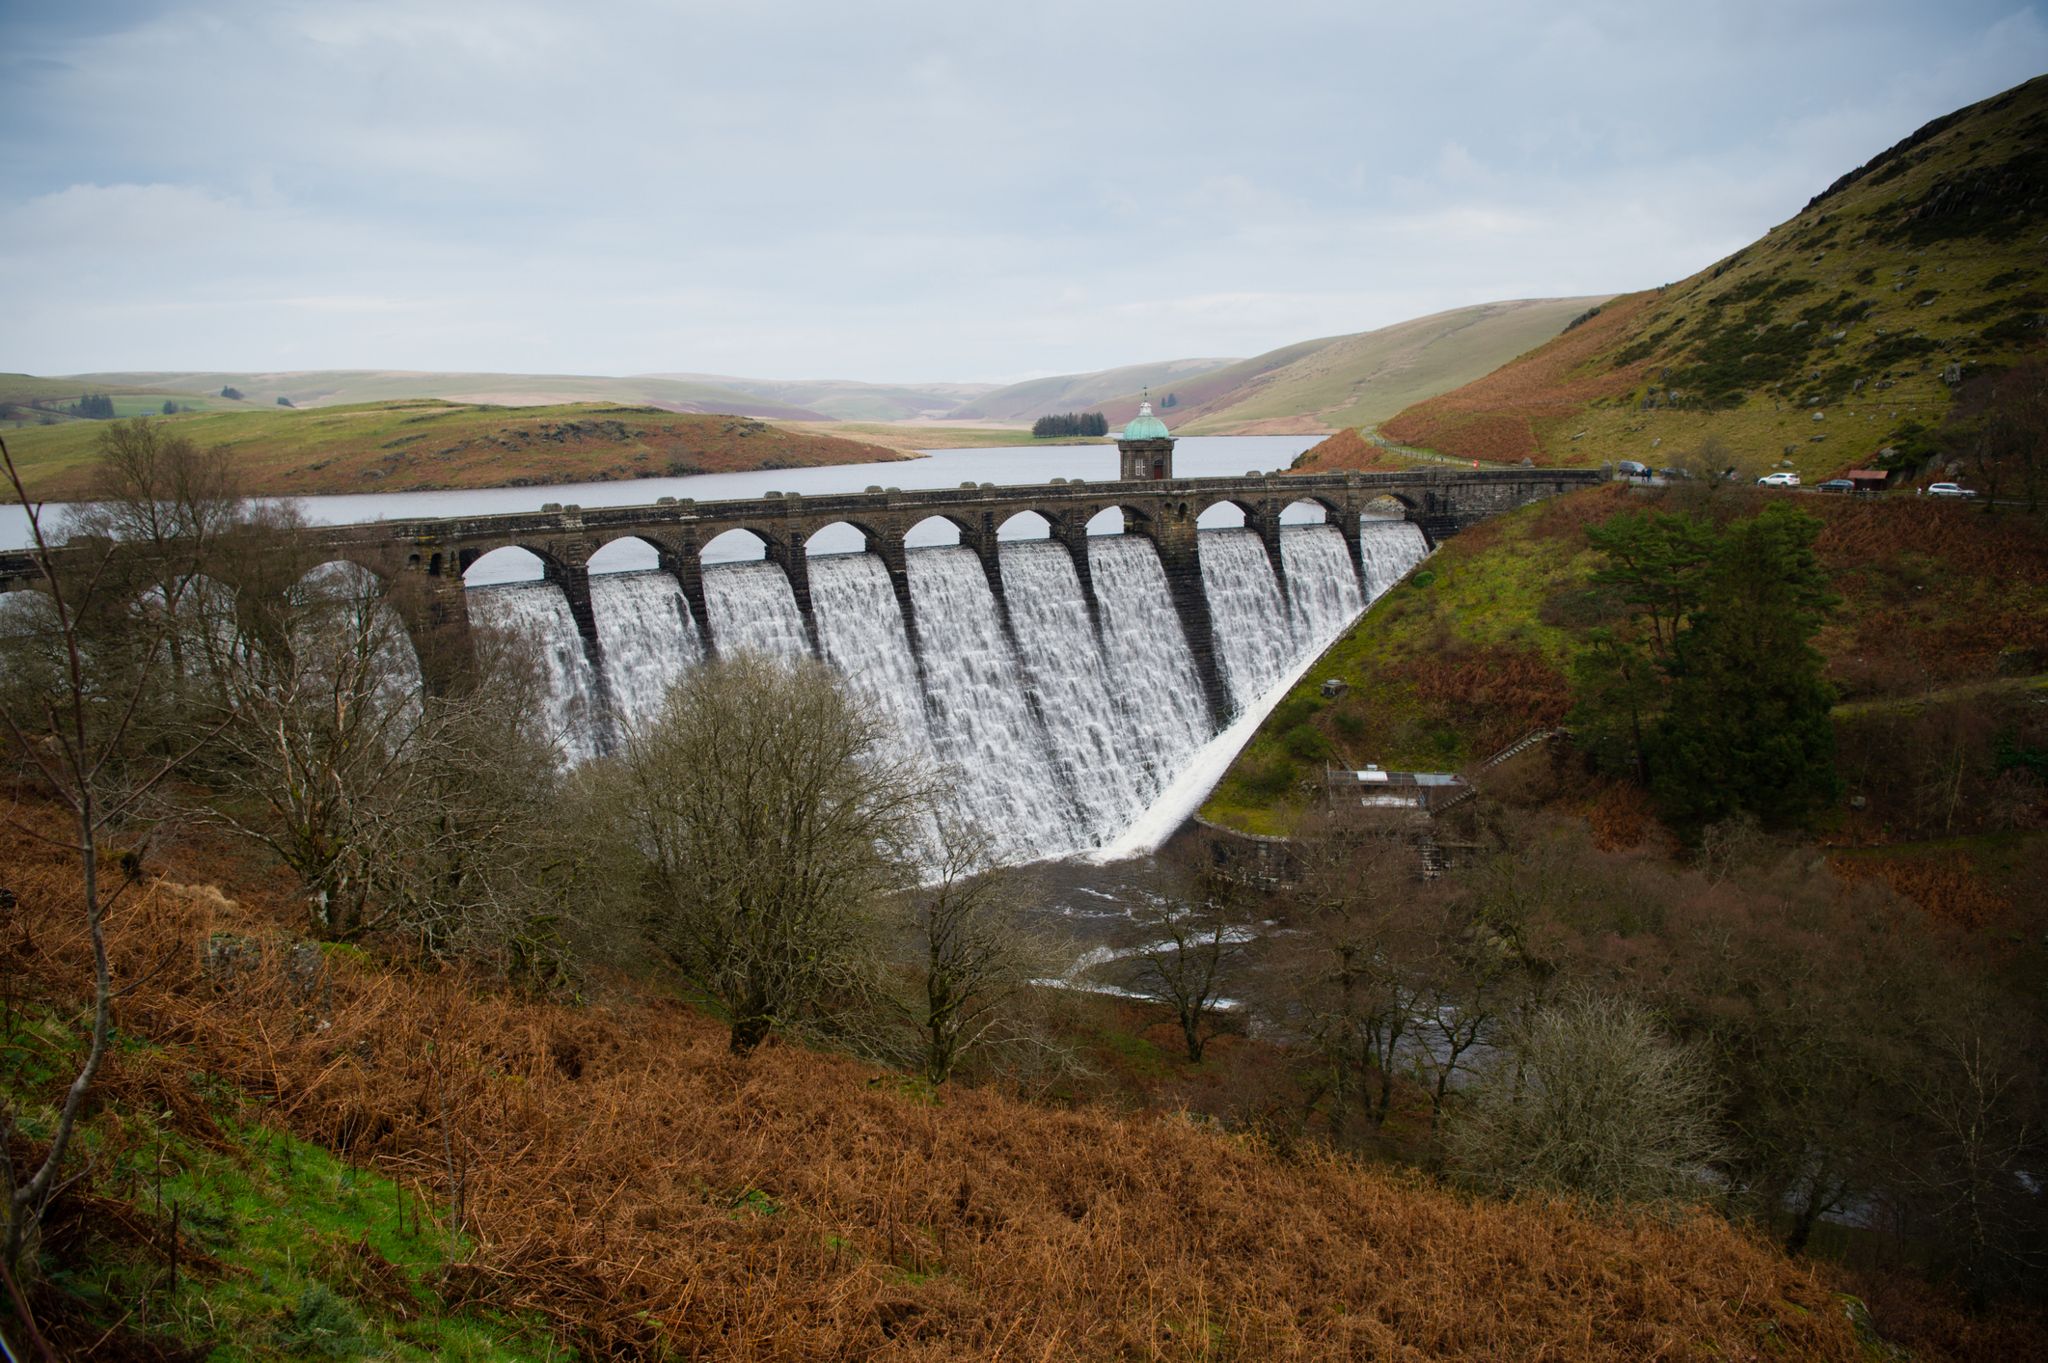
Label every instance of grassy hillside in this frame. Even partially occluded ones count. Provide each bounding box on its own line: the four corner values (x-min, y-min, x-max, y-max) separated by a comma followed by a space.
3, 399, 906, 501
655, 374, 1001, 423
1203, 484, 2048, 837
1093, 298, 1607, 437
2, 809, 1904, 1363
67, 369, 833, 421
1372, 76, 2048, 479
948, 357, 1239, 422
792, 419, 1107, 453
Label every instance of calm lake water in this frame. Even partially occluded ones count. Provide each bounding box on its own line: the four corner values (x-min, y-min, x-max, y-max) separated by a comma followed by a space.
3, 436, 1325, 573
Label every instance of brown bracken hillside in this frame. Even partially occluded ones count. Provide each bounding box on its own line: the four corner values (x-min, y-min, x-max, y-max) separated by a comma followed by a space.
0, 807, 1901, 1363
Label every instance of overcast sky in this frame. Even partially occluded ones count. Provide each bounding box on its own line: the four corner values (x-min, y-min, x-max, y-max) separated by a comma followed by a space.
2, 2, 2042, 383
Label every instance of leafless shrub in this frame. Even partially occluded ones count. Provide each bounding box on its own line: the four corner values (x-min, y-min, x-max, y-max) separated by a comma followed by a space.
1447, 991, 1724, 1207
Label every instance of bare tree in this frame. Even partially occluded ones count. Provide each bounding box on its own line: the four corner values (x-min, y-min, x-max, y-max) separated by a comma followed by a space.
1128, 850, 1246, 1064
1447, 991, 1724, 1206
64, 417, 241, 678
1278, 817, 1441, 1137
599, 653, 933, 1052
0, 434, 227, 1279
194, 539, 436, 941
1943, 358, 2048, 512
1890, 988, 2044, 1304
894, 820, 1060, 1084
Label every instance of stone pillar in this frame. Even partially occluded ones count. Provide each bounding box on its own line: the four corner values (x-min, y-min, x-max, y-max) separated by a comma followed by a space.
1338, 505, 1368, 589
1148, 515, 1231, 731
545, 545, 619, 755
1051, 515, 1103, 635
660, 539, 716, 658
546, 549, 601, 650
1250, 500, 1290, 603
873, 533, 919, 645
965, 513, 1013, 635
391, 542, 474, 696
763, 533, 821, 655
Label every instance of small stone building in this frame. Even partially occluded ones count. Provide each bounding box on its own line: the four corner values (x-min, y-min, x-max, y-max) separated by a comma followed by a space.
1118, 399, 1175, 480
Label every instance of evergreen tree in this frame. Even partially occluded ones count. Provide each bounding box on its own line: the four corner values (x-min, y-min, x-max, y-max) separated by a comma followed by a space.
1568, 503, 1837, 829
1647, 505, 1837, 827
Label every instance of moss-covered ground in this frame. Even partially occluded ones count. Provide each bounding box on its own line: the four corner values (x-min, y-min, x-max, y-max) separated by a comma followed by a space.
3, 1010, 564, 1361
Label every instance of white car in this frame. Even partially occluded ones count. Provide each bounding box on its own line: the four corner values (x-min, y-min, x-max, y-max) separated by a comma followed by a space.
1927, 482, 1977, 498
1756, 471, 1801, 487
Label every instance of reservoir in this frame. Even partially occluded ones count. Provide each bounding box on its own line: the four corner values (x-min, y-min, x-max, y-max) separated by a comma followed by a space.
3, 435, 1327, 558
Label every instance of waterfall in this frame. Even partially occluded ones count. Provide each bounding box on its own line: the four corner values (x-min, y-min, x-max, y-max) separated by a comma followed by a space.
998, 540, 1147, 841
458, 514, 1421, 866
1359, 518, 1430, 599
590, 570, 702, 737
906, 546, 1080, 861
808, 552, 941, 776
702, 561, 811, 660
1199, 529, 1295, 712
1281, 524, 1366, 655
1087, 535, 1210, 792
466, 582, 606, 763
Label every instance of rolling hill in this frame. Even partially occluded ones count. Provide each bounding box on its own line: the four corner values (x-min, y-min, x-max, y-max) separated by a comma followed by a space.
62, 369, 834, 421
645, 374, 1001, 422
1093, 298, 1608, 436
948, 357, 1241, 422
1354, 75, 2048, 481
2, 399, 906, 501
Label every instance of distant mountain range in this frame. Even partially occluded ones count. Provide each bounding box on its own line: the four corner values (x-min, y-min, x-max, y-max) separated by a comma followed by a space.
32, 295, 1605, 435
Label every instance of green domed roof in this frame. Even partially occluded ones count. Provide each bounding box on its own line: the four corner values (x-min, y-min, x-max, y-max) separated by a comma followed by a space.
1120, 401, 1171, 441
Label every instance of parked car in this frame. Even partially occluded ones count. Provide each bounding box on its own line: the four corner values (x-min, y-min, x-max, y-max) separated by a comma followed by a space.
1616, 460, 1651, 479
1927, 482, 1977, 498
1817, 478, 1855, 493
1657, 467, 1691, 481
1756, 471, 1801, 487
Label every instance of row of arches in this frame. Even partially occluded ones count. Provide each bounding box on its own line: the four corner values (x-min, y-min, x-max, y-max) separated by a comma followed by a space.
460, 496, 1413, 586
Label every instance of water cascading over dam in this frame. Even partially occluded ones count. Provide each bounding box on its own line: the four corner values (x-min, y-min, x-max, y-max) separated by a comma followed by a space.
463, 520, 1428, 862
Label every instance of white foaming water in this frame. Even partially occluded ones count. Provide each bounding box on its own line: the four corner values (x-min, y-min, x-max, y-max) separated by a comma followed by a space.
702, 561, 811, 660
458, 518, 1423, 867
1199, 529, 1294, 713
590, 571, 703, 736
1095, 518, 1429, 861
1281, 524, 1366, 655
1087, 535, 1210, 790
467, 582, 606, 763
1359, 518, 1430, 597
998, 540, 1143, 842
808, 552, 940, 773
907, 546, 1079, 861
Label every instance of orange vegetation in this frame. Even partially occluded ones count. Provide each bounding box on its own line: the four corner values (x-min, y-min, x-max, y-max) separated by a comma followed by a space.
0, 812, 1889, 1363
1286, 427, 1398, 474
1829, 852, 2016, 931
1387, 643, 1573, 757
1382, 294, 1657, 465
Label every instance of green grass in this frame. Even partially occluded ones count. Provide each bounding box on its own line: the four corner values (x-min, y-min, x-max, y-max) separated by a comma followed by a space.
1202, 500, 1594, 834
802, 420, 1104, 451
1175, 298, 1609, 434
3, 1012, 567, 1361
64, 369, 827, 419
2, 398, 908, 500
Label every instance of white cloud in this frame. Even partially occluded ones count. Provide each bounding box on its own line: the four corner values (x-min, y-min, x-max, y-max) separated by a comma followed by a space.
1, 1, 2041, 378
